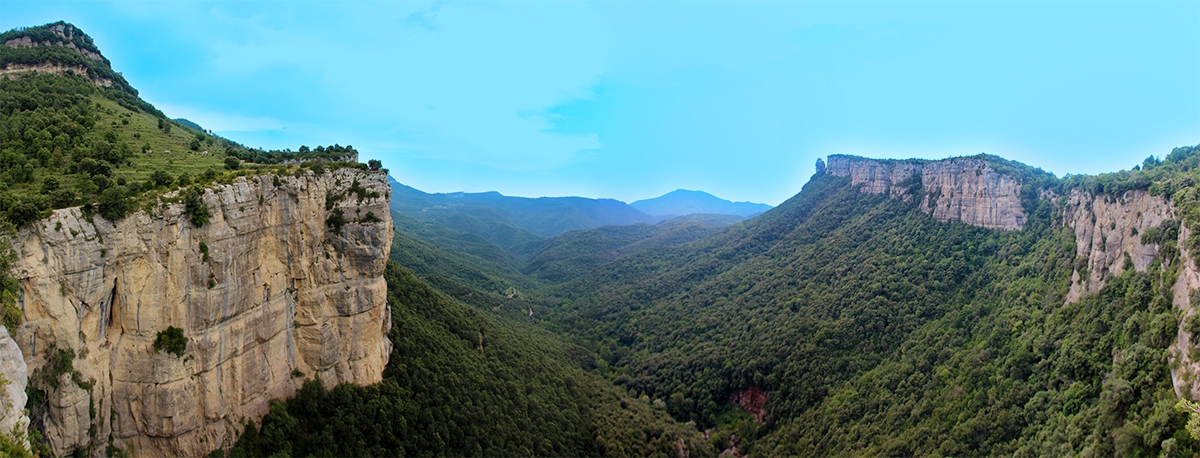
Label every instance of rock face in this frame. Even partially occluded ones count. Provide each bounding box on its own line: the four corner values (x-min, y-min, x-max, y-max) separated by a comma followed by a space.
1050, 188, 1200, 402
822, 154, 1200, 399
1171, 224, 1200, 400
3, 22, 108, 64
824, 155, 1027, 230
0, 63, 116, 88
1061, 189, 1174, 304
8, 168, 392, 456
0, 326, 29, 447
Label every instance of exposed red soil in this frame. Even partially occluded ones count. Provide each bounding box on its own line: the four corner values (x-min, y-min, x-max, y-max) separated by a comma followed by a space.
731, 386, 768, 422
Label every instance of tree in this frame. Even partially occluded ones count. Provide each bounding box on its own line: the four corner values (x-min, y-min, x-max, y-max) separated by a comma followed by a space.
224, 156, 240, 170
368, 159, 382, 171
97, 186, 131, 221
1178, 399, 1200, 441
150, 170, 173, 188
152, 326, 187, 357
184, 187, 210, 227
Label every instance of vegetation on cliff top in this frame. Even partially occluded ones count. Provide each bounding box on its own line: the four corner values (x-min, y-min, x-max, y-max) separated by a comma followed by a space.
0, 22, 385, 230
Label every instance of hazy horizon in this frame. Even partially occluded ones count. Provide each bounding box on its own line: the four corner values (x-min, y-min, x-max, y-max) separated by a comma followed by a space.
4, 0, 1198, 206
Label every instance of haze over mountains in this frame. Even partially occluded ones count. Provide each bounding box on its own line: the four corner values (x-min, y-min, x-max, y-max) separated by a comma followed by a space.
631, 189, 773, 219
389, 177, 767, 243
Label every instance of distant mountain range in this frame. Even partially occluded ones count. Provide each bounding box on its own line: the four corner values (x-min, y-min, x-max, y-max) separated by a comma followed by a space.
388, 177, 660, 245
631, 189, 772, 218
390, 180, 771, 247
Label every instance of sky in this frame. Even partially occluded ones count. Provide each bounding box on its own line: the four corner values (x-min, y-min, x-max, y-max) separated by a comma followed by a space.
4, 1, 1198, 206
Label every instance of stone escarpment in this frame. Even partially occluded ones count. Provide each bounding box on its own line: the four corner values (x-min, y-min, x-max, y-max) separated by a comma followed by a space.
0, 63, 115, 88
3, 22, 108, 64
1060, 189, 1175, 303
7, 168, 392, 456
1171, 226, 1200, 401
824, 155, 1027, 230
821, 154, 1200, 401
0, 326, 29, 448
1051, 188, 1200, 403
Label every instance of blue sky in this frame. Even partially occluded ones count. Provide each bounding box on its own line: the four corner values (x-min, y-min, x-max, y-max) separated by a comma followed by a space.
4, 1, 1198, 205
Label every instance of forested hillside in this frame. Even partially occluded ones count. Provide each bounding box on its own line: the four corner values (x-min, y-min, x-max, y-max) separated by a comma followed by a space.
0, 22, 373, 230
547, 150, 1200, 456
227, 261, 713, 457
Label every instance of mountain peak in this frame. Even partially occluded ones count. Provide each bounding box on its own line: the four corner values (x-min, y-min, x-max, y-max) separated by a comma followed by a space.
1, 21, 108, 65
631, 189, 772, 218
1, 21, 137, 95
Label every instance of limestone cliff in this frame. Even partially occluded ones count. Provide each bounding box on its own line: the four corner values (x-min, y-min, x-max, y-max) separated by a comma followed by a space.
1171, 225, 1200, 400
2, 22, 108, 64
0, 326, 29, 448
1049, 188, 1200, 403
8, 167, 392, 456
822, 154, 1200, 401
824, 155, 1027, 230
1060, 189, 1175, 303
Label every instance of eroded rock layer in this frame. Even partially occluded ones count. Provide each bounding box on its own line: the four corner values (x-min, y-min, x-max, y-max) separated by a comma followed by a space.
1061, 189, 1174, 303
10, 168, 392, 456
825, 155, 1027, 230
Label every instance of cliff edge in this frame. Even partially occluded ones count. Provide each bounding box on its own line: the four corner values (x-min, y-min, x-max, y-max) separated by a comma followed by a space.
9, 167, 392, 456
824, 154, 1027, 230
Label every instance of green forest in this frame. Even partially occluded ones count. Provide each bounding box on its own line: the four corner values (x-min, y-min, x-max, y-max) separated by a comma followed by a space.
225, 262, 713, 457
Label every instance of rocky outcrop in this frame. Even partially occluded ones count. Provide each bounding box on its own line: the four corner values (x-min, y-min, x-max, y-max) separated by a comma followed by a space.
824, 155, 1027, 230
3, 22, 107, 63
1049, 188, 1200, 401
0, 63, 115, 87
1061, 189, 1175, 303
1170, 225, 1200, 400
8, 167, 392, 456
0, 326, 29, 446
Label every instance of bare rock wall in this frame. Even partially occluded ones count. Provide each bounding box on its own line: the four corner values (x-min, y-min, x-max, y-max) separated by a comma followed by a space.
8, 168, 392, 456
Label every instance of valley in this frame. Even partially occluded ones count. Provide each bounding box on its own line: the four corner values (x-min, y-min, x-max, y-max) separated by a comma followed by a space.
2, 19, 1200, 458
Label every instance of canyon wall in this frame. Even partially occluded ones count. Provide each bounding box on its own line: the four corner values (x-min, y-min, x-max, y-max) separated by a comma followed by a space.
824, 155, 1027, 230
824, 154, 1200, 400
1060, 189, 1175, 303
7, 167, 392, 456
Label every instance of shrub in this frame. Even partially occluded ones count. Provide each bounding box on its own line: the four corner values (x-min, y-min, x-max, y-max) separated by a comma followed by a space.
224, 156, 240, 170
49, 188, 76, 207
325, 208, 346, 233
184, 187, 210, 227
360, 211, 382, 223
5, 200, 44, 227
152, 326, 187, 357
149, 170, 173, 188
97, 186, 132, 221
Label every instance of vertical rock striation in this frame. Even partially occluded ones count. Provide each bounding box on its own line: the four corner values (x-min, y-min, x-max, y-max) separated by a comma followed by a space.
1060, 189, 1174, 303
0, 326, 29, 448
8, 168, 392, 456
824, 155, 1027, 230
